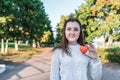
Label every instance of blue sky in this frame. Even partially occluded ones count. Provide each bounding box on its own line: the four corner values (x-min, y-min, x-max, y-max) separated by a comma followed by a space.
42, 0, 85, 30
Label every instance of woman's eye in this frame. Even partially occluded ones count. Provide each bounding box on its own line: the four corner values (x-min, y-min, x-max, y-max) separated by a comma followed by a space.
74, 28, 79, 31
66, 28, 71, 31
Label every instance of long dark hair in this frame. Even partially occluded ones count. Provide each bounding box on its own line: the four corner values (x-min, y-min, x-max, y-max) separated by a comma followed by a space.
54, 18, 85, 56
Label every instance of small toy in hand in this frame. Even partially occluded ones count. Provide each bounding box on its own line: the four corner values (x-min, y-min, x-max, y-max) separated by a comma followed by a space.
80, 46, 88, 54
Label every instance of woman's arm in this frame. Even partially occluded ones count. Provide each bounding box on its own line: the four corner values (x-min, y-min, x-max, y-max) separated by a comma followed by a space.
50, 49, 61, 80
85, 43, 102, 80
88, 58, 102, 80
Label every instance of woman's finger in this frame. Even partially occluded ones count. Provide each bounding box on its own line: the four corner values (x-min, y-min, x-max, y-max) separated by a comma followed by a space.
89, 47, 97, 53
89, 50, 97, 54
89, 46, 95, 50
88, 42, 95, 49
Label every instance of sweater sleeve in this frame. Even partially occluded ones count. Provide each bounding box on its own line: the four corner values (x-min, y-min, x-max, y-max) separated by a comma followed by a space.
88, 58, 102, 80
50, 49, 61, 80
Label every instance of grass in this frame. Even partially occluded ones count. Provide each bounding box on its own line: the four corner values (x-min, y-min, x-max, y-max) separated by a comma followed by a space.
0, 43, 52, 65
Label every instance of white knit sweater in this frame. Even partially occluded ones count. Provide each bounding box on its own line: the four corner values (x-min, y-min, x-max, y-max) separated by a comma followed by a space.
50, 44, 102, 80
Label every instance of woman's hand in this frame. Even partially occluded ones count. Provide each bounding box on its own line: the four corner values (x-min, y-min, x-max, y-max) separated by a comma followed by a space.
85, 42, 98, 59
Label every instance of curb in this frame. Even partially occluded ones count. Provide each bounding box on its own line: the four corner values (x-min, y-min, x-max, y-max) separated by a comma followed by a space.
0, 64, 6, 74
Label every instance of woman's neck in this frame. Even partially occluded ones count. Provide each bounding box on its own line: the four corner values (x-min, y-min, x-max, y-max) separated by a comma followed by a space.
68, 42, 77, 45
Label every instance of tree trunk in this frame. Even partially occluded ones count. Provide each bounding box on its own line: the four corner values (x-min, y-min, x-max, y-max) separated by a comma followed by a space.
102, 37, 106, 48
37, 41, 40, 48
1, 39, 4, 53
32, 39, 36, 48
25, 40, 28, 45
5, 39, 8, 53
106, 35, 113, 48
15, 40, 18, 51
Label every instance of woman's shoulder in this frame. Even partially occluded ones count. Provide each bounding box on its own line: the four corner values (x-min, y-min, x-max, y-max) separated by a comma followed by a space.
53, 48, 62, 53
51, 48, 63, 58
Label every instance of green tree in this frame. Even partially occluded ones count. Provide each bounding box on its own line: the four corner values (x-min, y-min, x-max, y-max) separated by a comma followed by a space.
40, 20, 54, 45
0, 0, 53, 52
55, 15, 68, 43
75, 0, 120, 47
14, 0, 52, 48
0, 0, 15, 53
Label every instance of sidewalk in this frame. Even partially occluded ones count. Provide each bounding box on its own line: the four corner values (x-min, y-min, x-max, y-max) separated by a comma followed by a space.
102, 63, 120, 80
0, 48, 52, 80
0, 48, 120, 80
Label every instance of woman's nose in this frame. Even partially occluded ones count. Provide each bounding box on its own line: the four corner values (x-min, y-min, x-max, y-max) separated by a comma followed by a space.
70, 30, 75, 35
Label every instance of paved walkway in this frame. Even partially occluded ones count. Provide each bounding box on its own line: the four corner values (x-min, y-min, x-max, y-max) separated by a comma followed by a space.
0, 48, 120, 80
0, 48, 52, 80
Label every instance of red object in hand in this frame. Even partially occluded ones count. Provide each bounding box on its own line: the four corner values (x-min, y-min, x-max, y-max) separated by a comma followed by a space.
80, 46, 88, 54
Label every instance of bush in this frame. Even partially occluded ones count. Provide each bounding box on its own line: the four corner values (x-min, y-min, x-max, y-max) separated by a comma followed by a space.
106, 47, 120, 63
97, 48, 109, 63
107, 54, 120, 63
97, 47, 120, 63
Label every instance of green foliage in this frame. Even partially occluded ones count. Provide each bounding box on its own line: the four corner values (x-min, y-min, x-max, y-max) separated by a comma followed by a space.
56, 16, 68, 43
56, 0, 120, 43
0, 0, 54, 44
97, 47, 120, 63
97, 48, 109, 63
107, 54, 120, 63
106, 47, 120, 63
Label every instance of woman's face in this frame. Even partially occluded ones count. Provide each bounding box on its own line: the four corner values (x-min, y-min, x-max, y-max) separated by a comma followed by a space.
65, 21, 80, 45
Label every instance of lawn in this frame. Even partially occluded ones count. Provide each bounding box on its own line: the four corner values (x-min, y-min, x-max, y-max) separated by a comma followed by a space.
0, 43, 52, 66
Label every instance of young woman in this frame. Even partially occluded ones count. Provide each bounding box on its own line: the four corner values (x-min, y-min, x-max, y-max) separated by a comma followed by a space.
50, 18, 102, 80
